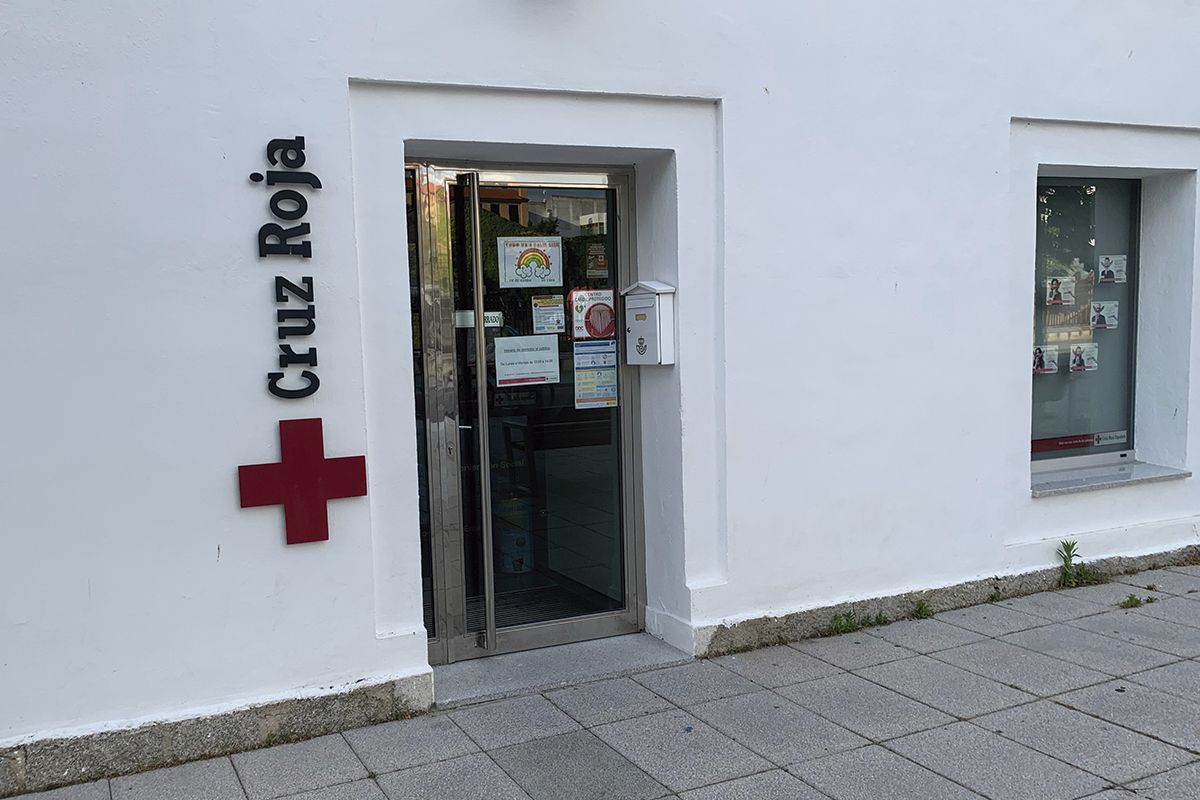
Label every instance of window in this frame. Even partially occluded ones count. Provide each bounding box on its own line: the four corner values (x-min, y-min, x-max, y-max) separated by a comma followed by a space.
1032, 178, 1140, 463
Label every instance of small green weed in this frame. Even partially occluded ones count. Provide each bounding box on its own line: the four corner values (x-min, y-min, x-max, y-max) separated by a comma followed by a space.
987, 590, 1003, 603
871, 612, 890, 627
823, 611, 863, 636
1055, 540, 1107, 588
1146, 595, 1158, 604
911, 600, 933, 619
1119, 594, 1144, 609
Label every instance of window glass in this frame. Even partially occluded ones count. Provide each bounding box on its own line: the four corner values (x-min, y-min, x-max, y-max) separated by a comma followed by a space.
1032, 178, 1139, 461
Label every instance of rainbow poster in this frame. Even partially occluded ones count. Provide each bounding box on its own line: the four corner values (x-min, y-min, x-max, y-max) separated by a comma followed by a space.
498, 236, 563, 288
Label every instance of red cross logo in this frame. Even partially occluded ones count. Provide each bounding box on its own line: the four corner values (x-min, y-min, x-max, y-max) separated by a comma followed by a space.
238, 418, 367, 545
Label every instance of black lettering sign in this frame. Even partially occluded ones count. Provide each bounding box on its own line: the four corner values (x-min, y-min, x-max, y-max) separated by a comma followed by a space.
251, 136, 322, 398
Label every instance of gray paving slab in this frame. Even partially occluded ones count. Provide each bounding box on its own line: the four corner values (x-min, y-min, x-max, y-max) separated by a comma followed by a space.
630, 661, 759, 708
1117, 568, 1200, 596
1001, 623, 1176, 676
974, 700, 1193, 783
867, 620, 986, 654
1128, 761, 1200, 799
888, 721, 1107, 800
790, 634, 916, 671
1058, 582, 1173, 607
677, 770, 829, 800
1165, 564, 1200, 577
432, 633, 690, 706
1133, 595, 1200, 629
1056, 680, 1200, 751
489, 729, 668, 800
232, 735, 367, 800
544, 676, 675, 727
932, 639, 1110, 696
15, 782, 111, 799
713, 645, 842, 688
375, 752, 530, 800
447, 694, 579, 750
342, 714, 477, 774
688, 690, 867, 766
591, 709, 771, 793
776, 672, 953, 741
997, 592, 1108, 622
934, 604, 1048, 637
1127, 658, 1200, 700
790, 745, 984, 800
1071, 609, 1200, 657
1077, 792, 1139, 799
281, 781, 386, 800
111, 757, 244, 800
856, 655, 1033, 717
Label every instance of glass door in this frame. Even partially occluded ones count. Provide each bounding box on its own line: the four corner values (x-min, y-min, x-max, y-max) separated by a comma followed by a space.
409, 164, 639, 664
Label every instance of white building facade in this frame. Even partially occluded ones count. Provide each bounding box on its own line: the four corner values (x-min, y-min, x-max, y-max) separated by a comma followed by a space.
4, 1, 1200, 789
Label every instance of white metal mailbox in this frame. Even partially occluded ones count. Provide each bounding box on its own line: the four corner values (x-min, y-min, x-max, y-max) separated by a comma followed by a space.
620, 280, 676, 365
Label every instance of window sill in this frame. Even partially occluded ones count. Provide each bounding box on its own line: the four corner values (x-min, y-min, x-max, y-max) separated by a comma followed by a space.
1031, 461, 1190, 498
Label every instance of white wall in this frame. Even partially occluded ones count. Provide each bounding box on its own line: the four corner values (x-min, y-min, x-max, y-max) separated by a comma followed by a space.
4, 0, 1200, 743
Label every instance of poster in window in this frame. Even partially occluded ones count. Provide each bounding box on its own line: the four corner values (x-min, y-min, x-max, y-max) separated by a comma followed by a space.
1045, 277, 1075, 306
1068, 343, 1099, 372
498, 237, 563, 288
1097, 254, 1127, 284
1033, 345, 1059, 374
1090, 301, 1119, 330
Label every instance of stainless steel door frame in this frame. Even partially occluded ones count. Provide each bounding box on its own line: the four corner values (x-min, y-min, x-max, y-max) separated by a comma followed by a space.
412, 162, 643, 665
413, 165, 465, 667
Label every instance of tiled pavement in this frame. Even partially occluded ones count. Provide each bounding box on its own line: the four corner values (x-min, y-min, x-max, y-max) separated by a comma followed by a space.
21, 566, 1200, 800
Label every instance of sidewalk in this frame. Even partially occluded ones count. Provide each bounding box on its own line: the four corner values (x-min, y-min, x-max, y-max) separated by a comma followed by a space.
22, 566, 1200, 799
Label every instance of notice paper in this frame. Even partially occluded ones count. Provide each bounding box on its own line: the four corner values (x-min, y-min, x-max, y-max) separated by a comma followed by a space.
573, 339, 618, 409
498, 236, 563, 288
495, 335, 560, 386
531, 294, 566, 334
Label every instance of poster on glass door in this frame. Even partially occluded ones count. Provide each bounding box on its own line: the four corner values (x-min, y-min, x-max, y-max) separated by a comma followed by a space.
531, 294, 566, 333
573, 339, 618, 409
494, 335, 560, 386
1090, 301, 1119, 330
570, 289, 616, 339
498, 236, 563, 288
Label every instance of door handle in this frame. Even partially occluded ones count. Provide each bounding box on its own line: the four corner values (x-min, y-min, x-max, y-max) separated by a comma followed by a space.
458, 424, 473, 430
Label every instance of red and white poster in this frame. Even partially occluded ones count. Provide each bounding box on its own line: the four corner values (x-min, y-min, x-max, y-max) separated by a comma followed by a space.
570, 289, 616, 340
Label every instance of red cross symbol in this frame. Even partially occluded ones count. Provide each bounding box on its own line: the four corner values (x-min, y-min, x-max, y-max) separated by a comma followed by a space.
238, 418, 367, 545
